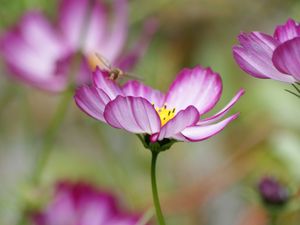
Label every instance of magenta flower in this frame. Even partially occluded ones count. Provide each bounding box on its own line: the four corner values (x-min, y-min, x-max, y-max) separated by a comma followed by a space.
0, 0, 156, 92
74, 66, 244, 143
74, 65, 244, 224
233, 19, 300, 83
33, 181, 143, 225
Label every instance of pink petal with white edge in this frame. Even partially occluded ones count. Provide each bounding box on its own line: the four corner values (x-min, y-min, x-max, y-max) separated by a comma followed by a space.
165, 66, 222, 114
170, 133, 189, 142
122, 80, 165, 107
233, 32, 295, 83
99, 0, 128, 62
0, 33, 66, 92
199, 88, 245, 125
74, 86, 111, 121
59, 0, 107, 51
0, 12, 68, 92
92, 67, 123, 99
154, 106, 199, 141
272, 37, 300, 81
180, 113, 239, 142
104, 96, 161, 134
273, 19, 300, 43
18, 12, 67, 57
82, 1, 107, 53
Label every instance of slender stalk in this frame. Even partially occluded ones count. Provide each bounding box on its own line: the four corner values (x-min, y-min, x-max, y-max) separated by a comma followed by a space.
31, 88, 73, 185
285, 89, 300, 98
15, 88, 72, 225
292, 83, 300, 93
15, 1, 93, 224
269, 212, 278, 225
285, 82, 300, 98
151, 151, 166, 225
15, 211, 28, 225
0, 83, 17, 116
28, 0, 94, 186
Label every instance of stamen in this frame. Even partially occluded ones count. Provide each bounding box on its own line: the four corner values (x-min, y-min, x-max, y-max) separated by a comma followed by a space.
153, 103, 176, 126
87, 53, 106, 71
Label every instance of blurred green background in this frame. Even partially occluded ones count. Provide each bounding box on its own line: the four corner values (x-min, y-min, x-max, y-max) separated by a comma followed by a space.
0, 0, 300, 224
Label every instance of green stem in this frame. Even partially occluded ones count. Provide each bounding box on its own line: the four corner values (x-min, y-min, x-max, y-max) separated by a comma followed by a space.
16, 214, 27, 225
151, 151, 166, 225
0, 83, 17, 116
269, 212, 278, 225
15, 89, 72, 225
31, 88, 72, 185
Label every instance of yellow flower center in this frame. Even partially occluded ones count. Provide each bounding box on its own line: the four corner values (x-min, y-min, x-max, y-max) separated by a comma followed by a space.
154, 104, 176, 126
87, 53, 107, 71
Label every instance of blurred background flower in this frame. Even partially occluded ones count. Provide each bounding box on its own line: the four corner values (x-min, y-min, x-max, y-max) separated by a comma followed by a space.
233, 19, 300, 98
232, 20, 298, 83
0, 0, 155, 92
258, 176, 290, 206
0, 0, 300, 225
32, 180, 146, 225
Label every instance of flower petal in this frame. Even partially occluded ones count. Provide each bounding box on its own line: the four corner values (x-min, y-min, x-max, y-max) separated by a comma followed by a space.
233, 32, 295, 82
116, 18, 158, 71
74, 86, 111, 121
155, 106, 199, 141
122, 80, 165, 107
180, 113, 239, 142
273, 19, 300, 43
34, 181, 140, 225
198, 88, 245, 125
272, 37, 300, 81
82, 1, 107, 53
74, 55, 92, 86
99, 0, 128, 62
18, 12, 67, 57
103, 96, 160, 134
92, 67, 123, 99
59, 0, 107, 51
0, 12, 68, 91
165, 66, 222, 114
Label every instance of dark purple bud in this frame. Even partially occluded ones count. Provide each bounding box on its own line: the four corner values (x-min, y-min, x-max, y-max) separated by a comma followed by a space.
258, 176, 289, 205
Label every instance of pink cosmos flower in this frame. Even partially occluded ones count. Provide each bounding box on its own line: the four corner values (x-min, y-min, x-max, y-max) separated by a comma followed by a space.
33, 181, 143, 225
0, 0, 156, 92
74, 66, 244, 143
233, 19, 300, 83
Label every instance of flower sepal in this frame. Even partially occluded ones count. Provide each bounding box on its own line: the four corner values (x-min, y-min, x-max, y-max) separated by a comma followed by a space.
137, 134, 177, 153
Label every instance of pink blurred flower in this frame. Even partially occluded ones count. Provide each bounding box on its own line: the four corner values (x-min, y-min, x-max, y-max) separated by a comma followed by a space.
74, 66, 244, 143
0, 0, 156, 92
33, 181, 143, 225
233, 19, 300, 83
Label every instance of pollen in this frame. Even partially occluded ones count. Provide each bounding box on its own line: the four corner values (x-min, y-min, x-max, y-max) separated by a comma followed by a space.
87, 53, 106, 71
154, 104, 176, 126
